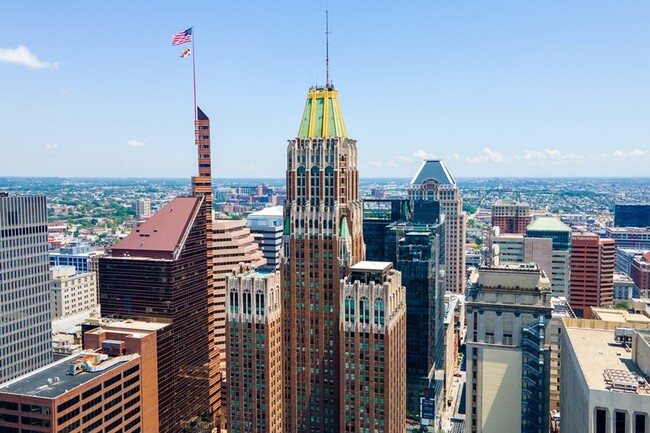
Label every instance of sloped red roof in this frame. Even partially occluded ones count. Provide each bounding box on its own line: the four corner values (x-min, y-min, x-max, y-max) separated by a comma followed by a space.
111, 197, 201, 260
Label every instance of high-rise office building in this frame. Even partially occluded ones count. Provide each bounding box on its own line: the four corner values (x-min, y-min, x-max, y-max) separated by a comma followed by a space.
247, 205, 284, 269
339, 261, 406, 432
614, 203, 650, 228
570, 233, 615, 318
0, 193, 52, 384
98, 107, 219, 431
49, 244, 104, 273
604, 226, 650, 249
362, 199, 409, 262
213, 218, 266, 370
526, 217, 572, 298
492, 199, 531, 234
282, 86, 365, 433
384, 217, 445, 418
465, 263, 553, 433
226, 266, 283, 433
408, 159, 466, 293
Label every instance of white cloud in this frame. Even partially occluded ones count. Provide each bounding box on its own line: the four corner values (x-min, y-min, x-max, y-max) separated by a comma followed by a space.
413, 150, 438, 160
629, 148, 646, 157
467, 147, 504, 163
0, 45, 58, 69
612, 149, 646, 159
44, 143, 59, 150
447, 153, 461, 162
127, 139, 146, 147
368, 160, 383, 168
515, 148, 583, 161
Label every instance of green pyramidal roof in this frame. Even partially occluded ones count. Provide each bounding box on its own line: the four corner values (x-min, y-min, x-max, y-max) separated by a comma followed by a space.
298, 87, 347, 138
339, 213, 350, 238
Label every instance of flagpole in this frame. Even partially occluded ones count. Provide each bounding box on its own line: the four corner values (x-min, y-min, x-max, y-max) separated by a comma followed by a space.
192, 26, 197, 121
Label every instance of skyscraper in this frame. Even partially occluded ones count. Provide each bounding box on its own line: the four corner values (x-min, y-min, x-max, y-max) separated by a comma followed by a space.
247, 205, 284, 269
282, 86, 365, 433
0, 193, 52, 384
614, 203, 650, 228
492, 199, 531, 234
98, 106, 219, 431
408, 160, 466, 293
570, 233, 615, 318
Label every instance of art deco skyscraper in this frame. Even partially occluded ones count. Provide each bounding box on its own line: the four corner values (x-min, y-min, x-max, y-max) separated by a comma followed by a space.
0, 194, 52, 384
282, 86, 365, 433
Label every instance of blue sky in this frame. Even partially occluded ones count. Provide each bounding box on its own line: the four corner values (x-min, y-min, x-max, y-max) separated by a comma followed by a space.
1, 1, 649, 178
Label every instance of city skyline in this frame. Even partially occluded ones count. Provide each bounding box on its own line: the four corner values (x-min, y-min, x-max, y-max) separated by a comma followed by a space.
2, 2, 650, 178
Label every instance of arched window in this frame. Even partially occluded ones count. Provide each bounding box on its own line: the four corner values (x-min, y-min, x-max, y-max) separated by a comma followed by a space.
310, 166, 320, 207
229, 290, 239, 314
297, 166, 306, 206
243, 290, 252, 315
345, 296, 355, 322
359, 297, 370, 324
256, 292, 265, 316
324, 166, 334, 206
374, 298, 385, 326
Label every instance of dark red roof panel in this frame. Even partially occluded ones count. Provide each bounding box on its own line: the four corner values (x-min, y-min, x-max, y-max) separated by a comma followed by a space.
111, 197, 201, 259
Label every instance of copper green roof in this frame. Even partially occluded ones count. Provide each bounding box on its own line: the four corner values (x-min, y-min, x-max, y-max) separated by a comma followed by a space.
526, 217, 571, 233
339, 213, 350, 238
298, 87, 347, 138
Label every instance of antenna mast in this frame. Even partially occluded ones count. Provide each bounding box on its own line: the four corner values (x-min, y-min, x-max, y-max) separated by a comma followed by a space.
325, 9, 330, 87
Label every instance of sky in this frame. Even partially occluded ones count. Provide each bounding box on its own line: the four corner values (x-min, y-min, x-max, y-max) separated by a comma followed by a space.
1, 1, 649, 179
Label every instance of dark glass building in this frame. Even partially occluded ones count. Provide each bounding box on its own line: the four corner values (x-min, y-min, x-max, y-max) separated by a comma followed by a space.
615, 203, 650, 228
362, 199, 409, 261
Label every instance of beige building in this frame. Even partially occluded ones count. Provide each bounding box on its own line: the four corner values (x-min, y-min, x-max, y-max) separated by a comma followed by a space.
226, 266, 283, 433
50, 265, 98, 319
466, 263, 553, 433
409, 160, 467, 293
339, 261, 406, 433
560, 322, 650, 433
213, 219, 266, 369
444, 294, 465, 407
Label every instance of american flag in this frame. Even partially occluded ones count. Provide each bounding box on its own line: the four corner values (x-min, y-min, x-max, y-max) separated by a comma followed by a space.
172, 28, 192, 46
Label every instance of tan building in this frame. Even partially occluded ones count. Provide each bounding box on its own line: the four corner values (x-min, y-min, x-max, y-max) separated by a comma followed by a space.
213, 219, 266, 370
409, 160, 467, 293
560, 322, 650, 433
50, 266, 98, 319
226, 266, 282, 433
0, 319, 163, 433
339, 261, 406, 433
492, 199, 531, 235
466, 263, 553, 433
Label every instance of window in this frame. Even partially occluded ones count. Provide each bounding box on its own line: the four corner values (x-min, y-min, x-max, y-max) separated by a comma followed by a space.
229, 290, 239, 314
635, 413, 647, 433
344, 296, 355, 322
616, 411, 627, 433
374, 299, 384, 326
596, 408, 608, 433
359, 297, 370, 324
256, 292, 265, 316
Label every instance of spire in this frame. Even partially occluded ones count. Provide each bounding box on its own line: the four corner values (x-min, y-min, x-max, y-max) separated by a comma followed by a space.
325, 9, 330, 88
297, 87, 347, 138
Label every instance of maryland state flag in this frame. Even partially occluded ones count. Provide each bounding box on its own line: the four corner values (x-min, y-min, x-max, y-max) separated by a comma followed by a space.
180, 48, 191, 58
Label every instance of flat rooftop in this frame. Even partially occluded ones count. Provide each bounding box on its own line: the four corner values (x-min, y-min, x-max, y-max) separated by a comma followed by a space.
565, 327, 650, 394
350, 261, 393, 273
84, 317, 171, 332
591, 308, 650, 324
0, 353, 137, 399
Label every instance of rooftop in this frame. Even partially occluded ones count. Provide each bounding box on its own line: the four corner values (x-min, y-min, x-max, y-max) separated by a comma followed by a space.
565, 326, 650, 394
0, 352, 138, 399
591, 308, 650, 324
83, 317, 171, 332
410, 159, 456, 186
297, 87, 347, 138
248, 205, 283, 217
526, 217, 571, 233
110, 196, 200, 259
350, 261, 393, 273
